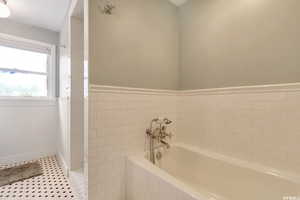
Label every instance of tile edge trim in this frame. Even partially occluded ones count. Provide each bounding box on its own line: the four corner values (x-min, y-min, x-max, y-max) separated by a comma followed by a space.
89, 82, 300, 95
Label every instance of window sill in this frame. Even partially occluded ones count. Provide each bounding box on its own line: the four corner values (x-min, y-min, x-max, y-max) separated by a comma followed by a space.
0, 97, 57, 107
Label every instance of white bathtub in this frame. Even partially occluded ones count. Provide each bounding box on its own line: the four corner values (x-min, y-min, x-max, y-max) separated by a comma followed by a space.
126, 144, 300, 200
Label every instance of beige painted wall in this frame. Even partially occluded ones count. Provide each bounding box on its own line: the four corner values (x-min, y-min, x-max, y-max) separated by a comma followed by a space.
179, 0, 300, 89
89, 0, 179, 90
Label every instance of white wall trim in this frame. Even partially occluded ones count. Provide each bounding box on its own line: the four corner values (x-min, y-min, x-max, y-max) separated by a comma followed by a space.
57, 153, 69, 177
90, 82, 300, 96
0, 151, 56, 165
89, 84, 178, 96
179, 82, 300, 96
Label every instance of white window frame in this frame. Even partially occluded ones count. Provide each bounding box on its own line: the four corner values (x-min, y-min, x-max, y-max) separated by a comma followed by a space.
0, 33, 56, 100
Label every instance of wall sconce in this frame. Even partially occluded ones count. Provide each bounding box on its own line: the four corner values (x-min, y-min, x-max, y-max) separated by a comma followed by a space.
98, 0, 117, 15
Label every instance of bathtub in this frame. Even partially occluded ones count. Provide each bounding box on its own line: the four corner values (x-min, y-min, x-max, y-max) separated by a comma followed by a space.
126, 144, 300, 200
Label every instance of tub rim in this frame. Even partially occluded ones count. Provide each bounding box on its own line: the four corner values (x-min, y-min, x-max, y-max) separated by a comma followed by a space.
127, 154, 226, 200
128, 143, 300, 200
173, 143, 300, 185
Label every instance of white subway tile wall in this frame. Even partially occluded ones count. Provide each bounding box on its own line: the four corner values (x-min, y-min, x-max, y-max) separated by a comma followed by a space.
89, 84, 300, 200
178, 90, 300, 174
88, 89, 177, 200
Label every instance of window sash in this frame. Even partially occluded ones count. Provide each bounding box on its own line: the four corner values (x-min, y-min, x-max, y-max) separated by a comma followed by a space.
0, 70, 49, 97
0, 68, 48, 76
0, 34, 55, 98
0, 53, 50, 97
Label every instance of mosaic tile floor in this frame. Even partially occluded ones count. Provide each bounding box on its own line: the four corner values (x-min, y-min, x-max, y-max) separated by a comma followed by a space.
0, 156, 77, 200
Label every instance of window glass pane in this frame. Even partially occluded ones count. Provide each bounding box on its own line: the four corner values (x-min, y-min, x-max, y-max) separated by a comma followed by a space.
0, 45, 48, 73
0, 70, 47, 97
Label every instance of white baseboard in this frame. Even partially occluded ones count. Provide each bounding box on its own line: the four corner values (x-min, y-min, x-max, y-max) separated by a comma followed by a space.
57, 153, 69, 177
0, 151, 56, 165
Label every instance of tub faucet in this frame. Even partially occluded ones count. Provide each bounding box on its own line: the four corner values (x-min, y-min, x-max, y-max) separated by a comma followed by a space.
146, 117, 173, 164
160, 139, 170, 149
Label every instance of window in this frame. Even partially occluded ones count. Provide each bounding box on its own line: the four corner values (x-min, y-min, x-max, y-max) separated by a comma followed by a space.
0, 34, 55, 98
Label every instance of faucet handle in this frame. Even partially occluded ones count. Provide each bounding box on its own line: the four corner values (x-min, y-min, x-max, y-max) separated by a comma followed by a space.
160, 139, 170, 149
146, 128, 155, 138
146, 128, 151, 135
166, 132, 173, 139
163, 118, 172, 125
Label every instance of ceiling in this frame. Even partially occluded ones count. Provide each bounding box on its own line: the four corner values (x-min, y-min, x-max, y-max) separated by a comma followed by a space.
6, 0, 71, 32
168, 0, 188, 6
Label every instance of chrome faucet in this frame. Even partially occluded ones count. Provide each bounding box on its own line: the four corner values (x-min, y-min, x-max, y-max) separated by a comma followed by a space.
146, 118, 173, 164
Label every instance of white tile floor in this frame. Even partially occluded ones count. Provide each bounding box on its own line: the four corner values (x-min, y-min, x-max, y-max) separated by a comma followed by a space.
0, 156, 77, 200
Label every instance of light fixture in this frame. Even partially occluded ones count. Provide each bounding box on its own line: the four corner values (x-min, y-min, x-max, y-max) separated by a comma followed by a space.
0, 0, 10, 18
